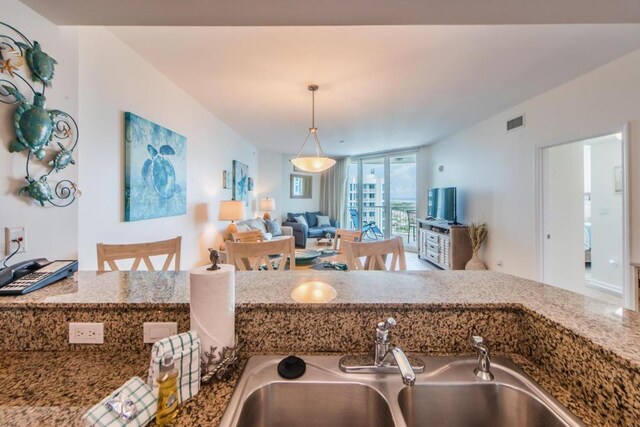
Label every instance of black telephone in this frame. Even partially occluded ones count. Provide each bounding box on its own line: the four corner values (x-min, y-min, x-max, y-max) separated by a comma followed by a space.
0, 258, 78, 295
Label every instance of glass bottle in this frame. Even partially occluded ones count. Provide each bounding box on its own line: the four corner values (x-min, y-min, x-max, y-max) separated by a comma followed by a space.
156, 353, 179, 425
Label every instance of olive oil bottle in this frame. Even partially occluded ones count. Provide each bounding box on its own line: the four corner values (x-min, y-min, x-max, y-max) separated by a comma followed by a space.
156, 353, 179, 425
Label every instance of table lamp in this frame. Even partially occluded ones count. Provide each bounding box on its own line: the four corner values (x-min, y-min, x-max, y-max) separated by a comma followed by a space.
260, 197, 276, 220
219, 200, 245, 242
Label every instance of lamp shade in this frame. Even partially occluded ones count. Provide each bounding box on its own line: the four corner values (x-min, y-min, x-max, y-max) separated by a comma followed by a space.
260, 198, 276, 212
291, 157, 337, 173
218, 200, 245, 221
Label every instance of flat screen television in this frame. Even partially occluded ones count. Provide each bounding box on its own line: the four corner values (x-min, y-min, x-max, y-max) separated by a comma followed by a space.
427, 187, 457, 223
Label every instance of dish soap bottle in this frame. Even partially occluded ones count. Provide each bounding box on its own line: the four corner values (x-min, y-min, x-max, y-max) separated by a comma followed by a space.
156, 353, 179, 425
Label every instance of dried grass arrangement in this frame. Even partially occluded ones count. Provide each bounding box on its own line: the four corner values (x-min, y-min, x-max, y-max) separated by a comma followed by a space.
467, 222, 488, 253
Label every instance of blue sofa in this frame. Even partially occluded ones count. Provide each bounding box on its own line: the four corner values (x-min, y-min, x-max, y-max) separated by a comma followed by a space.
283, 211, 339, 248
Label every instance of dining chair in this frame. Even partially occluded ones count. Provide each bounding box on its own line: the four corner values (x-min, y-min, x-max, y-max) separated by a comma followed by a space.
231, 229, 264, 243
226, 236, 296, 271
96, 236, 182, 272
344, 236, 406, 271
333, 228, 364, 251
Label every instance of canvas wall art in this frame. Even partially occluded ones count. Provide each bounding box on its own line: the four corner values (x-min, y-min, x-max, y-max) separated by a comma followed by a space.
124, 112, 187, 221
232, 160, 249, 205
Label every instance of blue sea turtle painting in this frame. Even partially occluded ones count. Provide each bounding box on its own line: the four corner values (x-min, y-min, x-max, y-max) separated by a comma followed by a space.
232, 160, 249, 206
124, 112, 186, 222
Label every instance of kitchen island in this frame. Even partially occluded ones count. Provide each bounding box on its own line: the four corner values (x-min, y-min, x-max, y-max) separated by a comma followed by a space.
2, 270, 639, 426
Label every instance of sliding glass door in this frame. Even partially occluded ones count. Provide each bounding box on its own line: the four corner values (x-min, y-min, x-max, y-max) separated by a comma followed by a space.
348, 151, 417, 249
390, 154, 417, 247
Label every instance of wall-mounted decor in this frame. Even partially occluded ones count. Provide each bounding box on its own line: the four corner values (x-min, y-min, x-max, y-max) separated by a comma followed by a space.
232, 160, 249, 206
247, 177, 254, 192
222, 170, 232, 189
124, 112, 187, 221
290, 174, 312, 199
0, 21, 79, 207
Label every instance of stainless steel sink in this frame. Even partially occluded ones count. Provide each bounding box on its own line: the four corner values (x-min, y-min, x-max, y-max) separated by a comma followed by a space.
219, 355, 585, 427
236, 383, 395, 427
399, 384, 571, 427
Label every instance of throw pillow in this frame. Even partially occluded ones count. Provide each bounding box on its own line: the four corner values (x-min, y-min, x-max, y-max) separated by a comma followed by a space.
287, 212, 304, 222
317, 215, 331, 227
305, 211, 322, 227
294, 215, 308, 227
236, 223, 251, 232
246, 218, 268, 235
265, 219, 283, 237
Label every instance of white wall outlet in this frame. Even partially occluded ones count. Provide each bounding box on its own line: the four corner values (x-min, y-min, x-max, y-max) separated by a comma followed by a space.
4, 226, 26, 255
143, 322, 178, 343
69, 322, 104, 344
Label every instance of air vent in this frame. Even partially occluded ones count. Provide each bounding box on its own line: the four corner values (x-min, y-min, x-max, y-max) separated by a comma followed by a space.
507, 115, 525, 132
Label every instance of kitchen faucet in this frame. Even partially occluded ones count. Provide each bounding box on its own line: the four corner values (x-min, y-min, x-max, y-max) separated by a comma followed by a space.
339, 317, 423, 386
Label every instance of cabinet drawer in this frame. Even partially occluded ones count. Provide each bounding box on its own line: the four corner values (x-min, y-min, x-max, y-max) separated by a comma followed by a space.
427, 241, 439, 253
426, 232, 439, 243
426, 250, 439, 263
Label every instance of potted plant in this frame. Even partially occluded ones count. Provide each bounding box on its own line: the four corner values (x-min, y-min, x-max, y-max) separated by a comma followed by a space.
466, 222, 488, 270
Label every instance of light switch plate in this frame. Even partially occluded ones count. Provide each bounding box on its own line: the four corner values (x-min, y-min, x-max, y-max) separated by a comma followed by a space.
143, 322, 177, 343
69, 322, 104, 344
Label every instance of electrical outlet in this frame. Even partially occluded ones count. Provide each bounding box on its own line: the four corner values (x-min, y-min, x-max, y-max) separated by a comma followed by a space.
4, 226, 26, 255
69, 322, 104, 344
143, 322, 177, 343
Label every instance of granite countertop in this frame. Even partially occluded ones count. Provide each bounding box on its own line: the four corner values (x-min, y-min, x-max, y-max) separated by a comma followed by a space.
0, 350, 241, 427
3, 270, 640, 426
1, 349, 587, 427
2, 270, 639, 368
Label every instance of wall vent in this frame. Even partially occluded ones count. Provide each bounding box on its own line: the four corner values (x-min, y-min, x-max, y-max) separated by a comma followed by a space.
506, 115, 525, 132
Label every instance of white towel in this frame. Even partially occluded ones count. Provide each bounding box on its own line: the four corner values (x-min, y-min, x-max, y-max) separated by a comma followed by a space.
82, 376, 156, 427
147, 331, 201, 403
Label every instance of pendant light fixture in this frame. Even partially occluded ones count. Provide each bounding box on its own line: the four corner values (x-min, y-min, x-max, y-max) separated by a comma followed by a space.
291, 85, 336, 173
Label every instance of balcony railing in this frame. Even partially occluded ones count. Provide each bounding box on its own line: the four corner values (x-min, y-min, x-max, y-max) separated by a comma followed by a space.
348, 203, 417, 243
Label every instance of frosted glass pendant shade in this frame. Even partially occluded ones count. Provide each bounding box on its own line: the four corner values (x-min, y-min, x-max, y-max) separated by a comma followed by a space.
291, 157, 337, 173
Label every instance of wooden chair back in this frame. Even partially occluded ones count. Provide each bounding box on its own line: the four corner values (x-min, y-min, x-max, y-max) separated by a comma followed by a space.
97, 236, 182, 272
226, 236, 296, 271
231, 230, 264, 243
333, 228, 363, 251
344, 236, 406, 271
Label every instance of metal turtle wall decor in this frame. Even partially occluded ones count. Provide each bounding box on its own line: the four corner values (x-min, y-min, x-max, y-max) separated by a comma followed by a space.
1, 21, 79, 207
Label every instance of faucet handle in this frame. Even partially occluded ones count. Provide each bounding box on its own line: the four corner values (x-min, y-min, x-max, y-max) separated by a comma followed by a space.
376, 318, 397, 343
377, 317, 397, 331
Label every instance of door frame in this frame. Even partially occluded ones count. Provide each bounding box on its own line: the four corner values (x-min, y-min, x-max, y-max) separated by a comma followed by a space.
534, 124, 635, 310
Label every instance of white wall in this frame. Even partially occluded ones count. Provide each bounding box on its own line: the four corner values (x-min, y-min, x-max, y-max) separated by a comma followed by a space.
0, 0, 78, 264
257, 150, 321, 221
77, 28, 258, 270
256, 150, 284, 219
426, 48, 640, 281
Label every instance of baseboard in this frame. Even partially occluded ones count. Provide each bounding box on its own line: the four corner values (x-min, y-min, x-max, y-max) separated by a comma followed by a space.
585, 279, 623, 296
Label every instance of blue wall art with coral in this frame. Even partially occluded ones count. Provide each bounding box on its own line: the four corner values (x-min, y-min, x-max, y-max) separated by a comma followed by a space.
124, 112, 187, 221
232, 160, 249, 206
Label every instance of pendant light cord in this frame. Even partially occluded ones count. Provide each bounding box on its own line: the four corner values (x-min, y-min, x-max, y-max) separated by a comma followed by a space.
295, 85, 326, 159
311, 89, 315, 129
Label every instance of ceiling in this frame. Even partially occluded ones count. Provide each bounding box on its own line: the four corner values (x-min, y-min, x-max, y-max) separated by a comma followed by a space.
108, 25, 640, 156
19, 0, 640, 25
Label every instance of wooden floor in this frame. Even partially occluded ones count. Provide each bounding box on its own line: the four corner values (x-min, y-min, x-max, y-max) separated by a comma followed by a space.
305, 240, 437, 271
